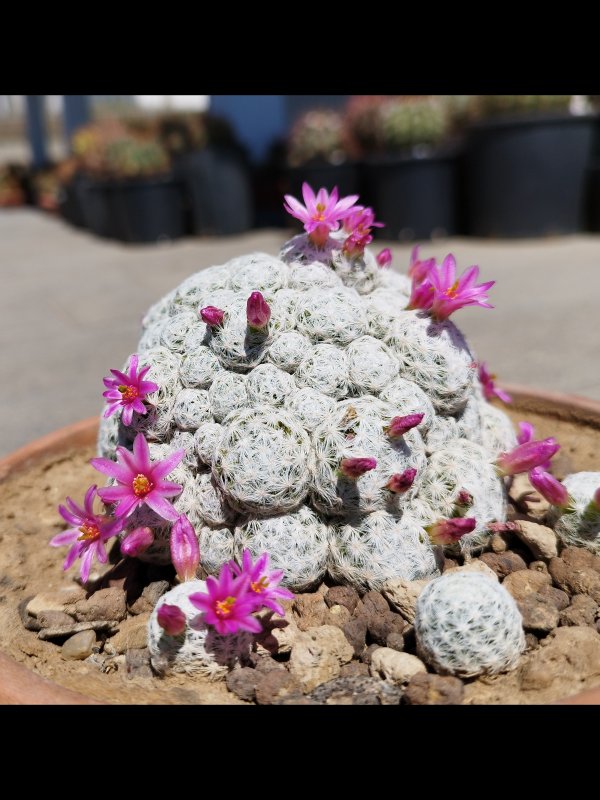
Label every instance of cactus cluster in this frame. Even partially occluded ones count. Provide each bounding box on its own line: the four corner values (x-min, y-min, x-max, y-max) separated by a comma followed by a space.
97, 217, 515, 592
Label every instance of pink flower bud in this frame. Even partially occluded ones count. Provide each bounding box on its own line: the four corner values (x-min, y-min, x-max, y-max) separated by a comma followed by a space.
594, 487, 600, 509
200, 306, 225, 327
120, 526, 154, 557
339, 457, 377, 480
157, 603, 186, 636
384, 468, 417, 493
426, 517, 477, 546
529, 467, 570, 508
376, 248, 392, 268
457, 489, 473, 507
170, 513, 200, 582
246, 291, 271, 329
385, 413, 424, 438
406, 277, 435, 311
495, 438, 560, 477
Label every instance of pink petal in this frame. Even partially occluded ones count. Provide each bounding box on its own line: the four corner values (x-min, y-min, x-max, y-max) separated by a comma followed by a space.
112, 494, 139, 519
151, 448, 186, 480
145, 493, 179, 522
128, 354, 139, 375
302, 182, 317, 213
63, 543, 81, 571
110, 368, 130, 384
90, 457, 129, 481
95, 540, 109, 563
79, 546, 95, 584
58, 505, 83, 526
132, 434, 152, 473
122, 406, 134, 426
50, 529, 79, 546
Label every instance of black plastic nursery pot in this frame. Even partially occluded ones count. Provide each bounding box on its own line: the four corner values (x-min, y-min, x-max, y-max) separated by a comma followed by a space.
78, 178, 122, 240
58, 174, 87, 230
287, 161, 361, 201
176, 147, 254, 236
585, 163, 600, 232
112, 176, 185, 244
362, 150, 459, 241
464, 113, 598, 238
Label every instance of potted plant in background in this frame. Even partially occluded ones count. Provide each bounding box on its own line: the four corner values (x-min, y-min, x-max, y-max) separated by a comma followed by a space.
0, 164, 27, 208
464, 95, 597, 237
347, 95, 462, 240
285, 108, 360, 202
158, 111, 254, 237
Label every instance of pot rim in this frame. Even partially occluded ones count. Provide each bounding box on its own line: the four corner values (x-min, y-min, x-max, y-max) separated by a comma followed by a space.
2, 386, 600, 705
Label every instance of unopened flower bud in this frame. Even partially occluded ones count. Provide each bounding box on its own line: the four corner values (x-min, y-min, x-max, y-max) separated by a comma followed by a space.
339, 457, 377, 480
120, 526, 154, 557
157, 603, 186, 636
170, 513, 200, 582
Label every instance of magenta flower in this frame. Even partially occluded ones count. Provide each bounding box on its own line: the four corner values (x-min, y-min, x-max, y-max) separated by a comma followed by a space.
384, 468, 417, 494
517, 421, 551, 469
376, 248, 392, 268
157, 604, 187, 636
342, 207, 384, 257
283, 183, 359, 247
478, 362, 512, 404
592, 487, 600, 509
188, 563, 262, 636
120, 526, 154, 557
427, 254, 495, 321
229, 549, 294, 616
338, 456, 377, 479
246, 291, 271, 330
406, 275, 435, 311
385, 413, 424, 438
200, 306, 225, 328
495, 437, 560, 477
91, 433, 185, 522
170, 513, 200, 582
528, 467, 570, 508
50, 485, 122, 584
102, 354, 158, 427
426, 517, 476, 546
408, 245, 436, 284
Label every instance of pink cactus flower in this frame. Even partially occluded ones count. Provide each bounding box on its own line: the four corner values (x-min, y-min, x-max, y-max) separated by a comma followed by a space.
102, 354, 158, 427
478, 362, 512, 404
426, 517, 477, 546
376, 248, 392, 268
120, 526, 154, 557
283, 183, 360, 247
495, 437, 560, 477
342, 207, 384, 257
188, 563, 262, 636
593, 487, 600, 509
408, 245, 436, 284
457, 489, 474, 507
517, 422, 551, 469
384, 468, 417, 494
385, 413, 424, 438
170, 513, 200, 582
406, 275, 435, 311
91, 433, 185, 522
339, 456, 378, 479
50, 485, 122, 584
200, 306, 225, 328
428, 254, 495, 321
157, 603, 187, 636
229, 550, 294, 616
528, 467, 570, 508
246, 291, 271, 330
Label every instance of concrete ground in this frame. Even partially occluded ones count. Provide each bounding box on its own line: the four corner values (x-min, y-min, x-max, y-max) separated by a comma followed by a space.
1, 208, 600, 457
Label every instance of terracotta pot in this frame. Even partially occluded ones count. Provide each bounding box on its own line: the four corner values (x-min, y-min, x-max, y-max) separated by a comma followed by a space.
1, 389, 600, 705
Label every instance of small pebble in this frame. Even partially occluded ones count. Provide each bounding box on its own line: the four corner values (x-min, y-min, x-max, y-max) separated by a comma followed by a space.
324, 585, 359, 614
255, 669, 302, 705
61, 630, 96, 661
226, 668, 259, 702
403, 672, 464, 705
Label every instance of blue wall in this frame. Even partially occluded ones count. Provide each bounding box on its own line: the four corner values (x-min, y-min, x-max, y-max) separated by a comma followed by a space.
210, 95, 287, 163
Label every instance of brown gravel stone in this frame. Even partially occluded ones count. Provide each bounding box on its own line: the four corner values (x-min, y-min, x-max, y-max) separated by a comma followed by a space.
517, 593, 560, 633
561, 547, 600, 573
129, 580, 170, 615
503, 569, 552, 602
479, 551, 528, 579
529, 561, 549, 573
309, 675, 403, 705
61, 630, 97, 660
38, 610, 75, 629
324, 604, 352, 629
560, 594, 599, 627
324, 585, 359, 614
360, 643, 381, 664
442, 557, 459, 571
403, 672, 464, 705
515, 520, 558, 560
292, 592, 329, 631
72, 587, 127, 622
360, 590, 390, 616
105, 613, 150, 654
490, 534, 509, 553
226, 668, 259, 702
366, 609, 405, 646
25, 586, 86, 617
342, 616, 368, 658
255, 669, 302, 705
386, 632, 405, 652
125, 647, 153, 678
524, 633, 540, 650
538, 585, 570, 611
519, 626, 600, 691
548, 556, 600, 603
339, 661, 370, 678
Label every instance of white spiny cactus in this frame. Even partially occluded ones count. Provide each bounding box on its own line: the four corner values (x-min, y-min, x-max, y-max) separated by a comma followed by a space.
548, 471, 600, 554
414, 572, 526, 677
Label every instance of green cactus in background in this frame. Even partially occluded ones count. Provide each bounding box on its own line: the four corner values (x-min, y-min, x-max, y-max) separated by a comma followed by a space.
287, 109, 351, 167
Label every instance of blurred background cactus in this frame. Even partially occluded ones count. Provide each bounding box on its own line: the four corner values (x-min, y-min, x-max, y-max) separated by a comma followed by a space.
287, 109, 353, 167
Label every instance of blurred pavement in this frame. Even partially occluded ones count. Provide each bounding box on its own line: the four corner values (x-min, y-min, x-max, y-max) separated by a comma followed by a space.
1, 208, 600, 457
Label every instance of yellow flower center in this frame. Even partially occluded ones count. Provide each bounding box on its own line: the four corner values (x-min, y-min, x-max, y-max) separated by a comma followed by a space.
215, 596, 236, 617
250, 576, 269, 594
445, 280, 460, 299
119, 384, 139, 402
132, 474, 153, 497
314, 202, 326, 222
77, 522, 100, 541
